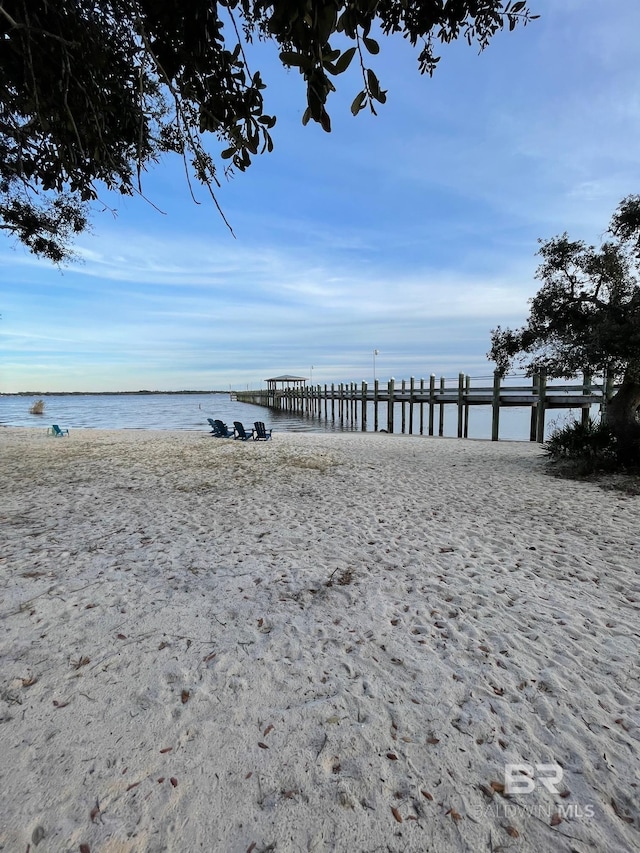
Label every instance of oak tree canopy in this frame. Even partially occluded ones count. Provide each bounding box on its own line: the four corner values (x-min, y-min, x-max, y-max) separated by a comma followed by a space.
1, 0, 537, 261
489, 196, 640, 466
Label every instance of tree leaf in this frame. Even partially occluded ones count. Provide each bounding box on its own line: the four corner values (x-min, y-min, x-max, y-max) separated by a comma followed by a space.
363, 36, 380, 54
366, 68, 380, 99
350, 90, 367, 116
333, 47, 356, 74
279, 51, 302, 67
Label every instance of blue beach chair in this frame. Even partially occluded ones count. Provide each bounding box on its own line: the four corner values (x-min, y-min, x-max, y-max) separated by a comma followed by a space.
233, 421, 254, 441
213, 419, 234, 437
253, 422, 272, 441
47, 424, 69, 437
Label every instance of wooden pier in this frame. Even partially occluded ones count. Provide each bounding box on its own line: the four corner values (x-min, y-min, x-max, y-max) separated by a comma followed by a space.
235, 372, 609, 441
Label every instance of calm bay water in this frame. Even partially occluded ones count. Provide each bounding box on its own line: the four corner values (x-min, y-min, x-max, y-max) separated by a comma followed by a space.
0, 393, 329, 433
0, 392, 590, 441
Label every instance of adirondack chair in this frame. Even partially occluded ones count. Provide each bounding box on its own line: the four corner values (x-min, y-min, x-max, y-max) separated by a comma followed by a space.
207, 418, 218, 434
213, 419, 234, 437
47, 424, 69, 436
233, 421, 254, 441
253, 421, 272, 440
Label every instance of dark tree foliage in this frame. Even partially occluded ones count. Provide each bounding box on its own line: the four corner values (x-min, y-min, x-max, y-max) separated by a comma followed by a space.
0, 0, 538, 262
489, 197, 640, 466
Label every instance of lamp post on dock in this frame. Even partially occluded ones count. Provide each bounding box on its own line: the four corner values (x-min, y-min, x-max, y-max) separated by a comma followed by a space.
310, 365, 314, 385
373, 349, 379, 383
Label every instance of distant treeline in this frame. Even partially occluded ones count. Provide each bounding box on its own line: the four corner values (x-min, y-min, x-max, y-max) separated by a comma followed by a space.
2, 390, 229, 396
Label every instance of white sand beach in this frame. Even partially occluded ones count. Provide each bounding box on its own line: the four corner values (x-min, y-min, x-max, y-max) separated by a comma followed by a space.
1, 427, 638, 853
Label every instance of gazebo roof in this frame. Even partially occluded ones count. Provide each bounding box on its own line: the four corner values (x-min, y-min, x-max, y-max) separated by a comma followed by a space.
265, 375, 308, 382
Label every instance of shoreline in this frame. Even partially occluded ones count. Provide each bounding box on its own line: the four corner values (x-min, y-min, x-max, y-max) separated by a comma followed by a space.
1, 428, 638, 851
0, 423, 542, 444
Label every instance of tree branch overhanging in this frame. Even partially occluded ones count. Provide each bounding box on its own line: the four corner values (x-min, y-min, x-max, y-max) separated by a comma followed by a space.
1, 0, 539, 262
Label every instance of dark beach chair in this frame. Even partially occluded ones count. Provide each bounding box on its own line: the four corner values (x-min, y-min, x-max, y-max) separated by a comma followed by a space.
47, 424, 69, 437
207, 418, 218, 434
213, 419, 234, 437
253, 421, 272, 441
233, 421, 254, 441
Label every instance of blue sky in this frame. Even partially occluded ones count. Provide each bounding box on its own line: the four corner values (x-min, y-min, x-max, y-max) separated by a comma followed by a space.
2, 0, 640, 392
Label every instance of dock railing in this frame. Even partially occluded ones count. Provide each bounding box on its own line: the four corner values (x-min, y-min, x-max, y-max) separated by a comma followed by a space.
235, 371, 609, 441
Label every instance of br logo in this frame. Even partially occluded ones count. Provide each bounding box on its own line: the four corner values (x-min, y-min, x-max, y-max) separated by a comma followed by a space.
504, 763, 563, 795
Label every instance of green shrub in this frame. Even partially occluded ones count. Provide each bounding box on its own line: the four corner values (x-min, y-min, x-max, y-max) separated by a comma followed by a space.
544, 418, 617, 471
